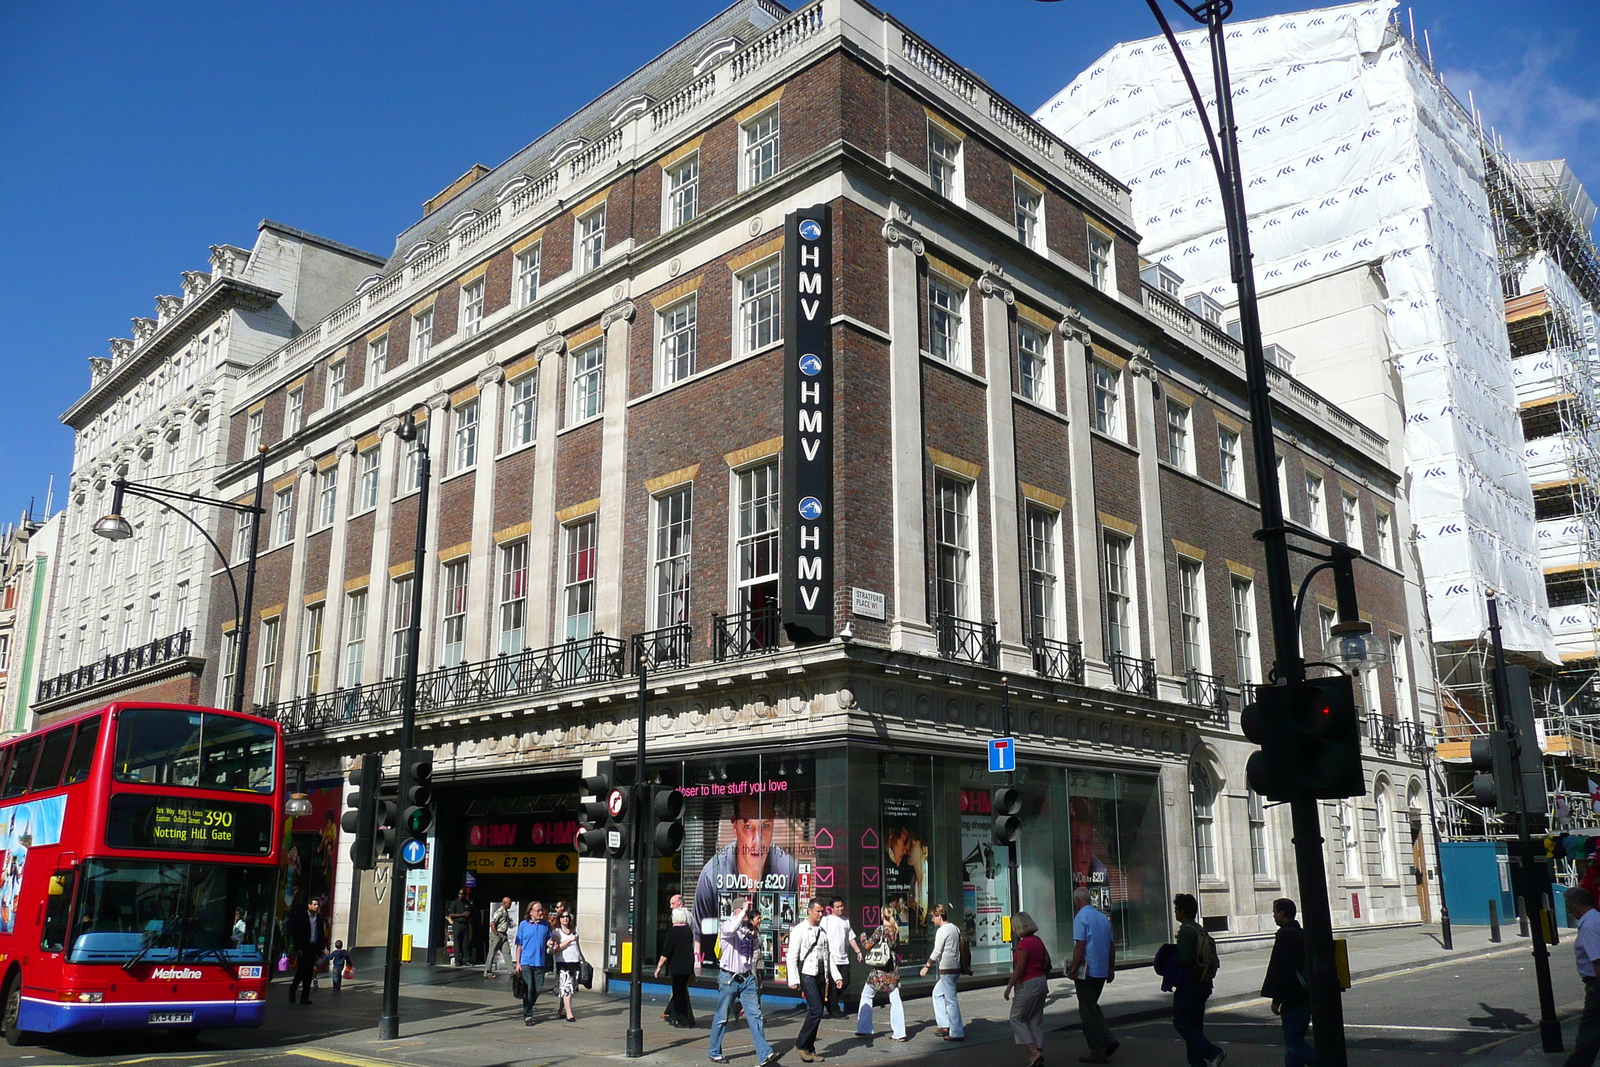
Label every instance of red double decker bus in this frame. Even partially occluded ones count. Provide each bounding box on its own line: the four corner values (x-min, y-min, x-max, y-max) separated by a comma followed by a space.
0, 701, 284, 1043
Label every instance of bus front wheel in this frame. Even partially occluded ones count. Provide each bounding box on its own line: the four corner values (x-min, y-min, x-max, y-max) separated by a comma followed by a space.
2, 973, 33, 1047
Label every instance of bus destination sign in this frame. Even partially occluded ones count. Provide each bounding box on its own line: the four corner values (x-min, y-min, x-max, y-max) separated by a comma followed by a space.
106, 794, 273, 855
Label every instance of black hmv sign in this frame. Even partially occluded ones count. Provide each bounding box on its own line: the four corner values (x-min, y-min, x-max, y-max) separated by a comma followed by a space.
781, 205, 833, 643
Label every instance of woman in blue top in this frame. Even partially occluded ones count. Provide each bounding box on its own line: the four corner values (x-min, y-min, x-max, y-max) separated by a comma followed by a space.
515, 901, 552, 1025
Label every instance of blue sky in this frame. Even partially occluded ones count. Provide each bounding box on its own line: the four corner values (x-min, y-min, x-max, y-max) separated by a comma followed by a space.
1, 1, 1596, 524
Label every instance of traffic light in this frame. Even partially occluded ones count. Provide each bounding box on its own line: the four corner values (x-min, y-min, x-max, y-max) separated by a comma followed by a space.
341, 755, 381, 870
991, 786, 1022, 845
375, 778, 399, 861
1471, 729, 1517, 812
398, 748, 434, 868
1242, 685, 1294, 802
653, 787, 685, 856
576, 760, 627, 858
1243, 677, 1364, 802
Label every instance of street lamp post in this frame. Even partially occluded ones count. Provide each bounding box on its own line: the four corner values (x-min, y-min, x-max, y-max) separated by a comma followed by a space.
93, 446, 267, 713
379, 404, 432, 1041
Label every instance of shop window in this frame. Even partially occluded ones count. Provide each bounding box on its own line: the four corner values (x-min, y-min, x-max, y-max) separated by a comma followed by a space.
1068, 769, 1169, 960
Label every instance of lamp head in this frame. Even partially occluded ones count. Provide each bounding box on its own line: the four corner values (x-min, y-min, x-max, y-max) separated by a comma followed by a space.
93, 513, 133, 541
284, 793, 314, 818
1327, 621, 1389, 674
397, 413, 417, 442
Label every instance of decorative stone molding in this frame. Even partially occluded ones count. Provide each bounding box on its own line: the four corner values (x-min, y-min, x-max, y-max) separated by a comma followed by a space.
1058, 306, 1091, 346
608, 94, 655, 127
880, 203, 926, 256
978, 271, 1015, 306
378, 416, 402, 437
476, 365, 506, 389
88, 357, 111, 382
534, 334, 567, 360
427, 392, 450, 412
1126, 346, 1156, 379
601, 300, 637, 329
155, 295, 183, 322
336, 439, 358, 459
131, 318, 157, 344
180, 271, 212, 299
108, 338, 134, 361
296, 459, 317, 479
494, 175, 530, 203
212, 314, 230, 340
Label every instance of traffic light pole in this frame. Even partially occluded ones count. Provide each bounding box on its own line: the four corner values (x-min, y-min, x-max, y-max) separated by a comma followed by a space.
1486, 597, 1561, 1052
626, 655, 649, 1058
1000, 682, 1020, 919
1143, 2, 1346, 1061
379, 410, 431, 1041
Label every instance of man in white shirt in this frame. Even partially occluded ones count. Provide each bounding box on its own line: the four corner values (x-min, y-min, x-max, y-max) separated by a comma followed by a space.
819, 897, 862, 1018
1567, 886, 1600, 1067
786, 899, 842, 1062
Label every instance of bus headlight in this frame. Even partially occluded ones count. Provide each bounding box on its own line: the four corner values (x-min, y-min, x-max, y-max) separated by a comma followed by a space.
58, 991, 103, 1003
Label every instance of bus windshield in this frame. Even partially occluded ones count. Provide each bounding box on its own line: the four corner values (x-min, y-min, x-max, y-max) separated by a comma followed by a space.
66, 859, 275, 966
113, 708, 276, 794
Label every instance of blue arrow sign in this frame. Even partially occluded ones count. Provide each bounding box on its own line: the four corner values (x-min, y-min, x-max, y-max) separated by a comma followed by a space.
401, 838, 428, 866
988, 737, 1016, 774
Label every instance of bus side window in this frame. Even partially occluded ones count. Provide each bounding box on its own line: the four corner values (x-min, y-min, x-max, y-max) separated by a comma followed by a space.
0, 748, 11, 794
2, 737, 40, 798
31, 727, 74, 793
41, 870, 75, 953
63, 718, 102, 786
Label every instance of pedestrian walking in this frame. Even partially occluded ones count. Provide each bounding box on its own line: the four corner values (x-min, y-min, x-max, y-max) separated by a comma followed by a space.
1565, 886, 1600, 1067
919, 903, 965, 1041
447, 888, 473, 967
656, 907, 698, 1027
1067, 887, 1118, 1063
485, 896, 514, 977
318, 940, 352, 992
1260, 898, 1314, 1066
819, 897, 862, 1018
551, 912, 582, 1022
854, 914, 907, 1041
1167, 893, 1224, 1067
787, 898, 843, 1062
285, 897, 326, 1005
515, 901, 552, 1026
708, 896, 778, 1067
1003, 911, 1051, 1067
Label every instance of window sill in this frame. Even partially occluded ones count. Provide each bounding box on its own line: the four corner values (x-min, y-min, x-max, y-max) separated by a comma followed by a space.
1088, 427, 1136, 454
1013, 392, 1066, 423
497, 439, 538, 462
920, 351, 985, 387
558, 414, 604, 436
628, 341, 784, 408
1197, 880, 1229, 892
440, 466, 478, 485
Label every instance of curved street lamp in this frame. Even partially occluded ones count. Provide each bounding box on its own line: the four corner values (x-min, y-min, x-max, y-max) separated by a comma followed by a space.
93, 447, 267, 714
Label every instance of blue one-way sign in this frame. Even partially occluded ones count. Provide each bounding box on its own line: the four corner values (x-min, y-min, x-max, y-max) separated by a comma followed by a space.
401, 838, 428, 866
988, 737, 1016, 773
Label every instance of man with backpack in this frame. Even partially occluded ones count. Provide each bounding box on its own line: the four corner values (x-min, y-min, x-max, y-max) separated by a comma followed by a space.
1171, 893, 1225, 1067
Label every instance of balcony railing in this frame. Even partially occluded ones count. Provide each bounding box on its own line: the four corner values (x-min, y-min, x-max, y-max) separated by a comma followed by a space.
265, 634, 627, 736
1185, 669, 1229, 725
713, 603, 780, 661
1398, 719, 1430, 761
634, 624, 693, 673
1109, 653, 1157, 698
37, 628, 192, 703
1030, 636, 1084, 685
1368, 713, 1399, 758
935, 614, 998, 669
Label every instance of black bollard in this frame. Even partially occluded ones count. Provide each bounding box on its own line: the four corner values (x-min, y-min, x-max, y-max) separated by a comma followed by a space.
1489, 899, 1501, 943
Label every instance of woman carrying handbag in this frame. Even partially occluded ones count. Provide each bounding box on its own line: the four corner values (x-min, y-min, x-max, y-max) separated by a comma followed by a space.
551, 912, 582, 1022
854, 914, 908, 1041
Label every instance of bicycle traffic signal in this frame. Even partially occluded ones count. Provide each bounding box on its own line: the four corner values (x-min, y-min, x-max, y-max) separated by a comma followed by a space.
576, 760, 628, 858
398, 748, 434, 869
341, 754, 382, 870
653, 787, 685, 856
1243, 676, 1364, 803
991, 786, 1022, 845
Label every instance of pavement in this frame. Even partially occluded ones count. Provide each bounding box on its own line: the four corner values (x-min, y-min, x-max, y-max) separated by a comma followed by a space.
0, 923, 1591, 1065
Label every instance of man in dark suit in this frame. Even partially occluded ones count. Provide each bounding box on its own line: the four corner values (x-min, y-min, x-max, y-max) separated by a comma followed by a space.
286, 897, 327, 1005
1260, 897, 1314, 1066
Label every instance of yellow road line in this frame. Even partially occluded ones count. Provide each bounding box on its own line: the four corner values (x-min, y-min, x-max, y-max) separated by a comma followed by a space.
289, 1049, 425, 1067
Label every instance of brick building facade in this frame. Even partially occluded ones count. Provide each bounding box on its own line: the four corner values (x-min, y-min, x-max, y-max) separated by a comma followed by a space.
204, 0, 1432, 972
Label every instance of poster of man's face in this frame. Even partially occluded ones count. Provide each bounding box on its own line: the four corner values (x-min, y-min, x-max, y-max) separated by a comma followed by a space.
688, 784, 813, 937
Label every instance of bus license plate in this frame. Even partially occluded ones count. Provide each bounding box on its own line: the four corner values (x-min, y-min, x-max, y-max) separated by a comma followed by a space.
148, 1011, 194, 1025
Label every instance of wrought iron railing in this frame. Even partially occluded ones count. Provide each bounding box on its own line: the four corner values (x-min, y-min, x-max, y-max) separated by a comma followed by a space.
1030, 636, 1084, 685
1367, 713, 1399, 758
1398, 719, 1430, 761
634, 624, 693, 673
1109, 652, 1157, 698
266, 634, 627, 735
935, 614, 998, 668
37, 628, 192, 703
1240, 680, 1261, 708
713, 603, 780, 661
1185, 669, 1229, 724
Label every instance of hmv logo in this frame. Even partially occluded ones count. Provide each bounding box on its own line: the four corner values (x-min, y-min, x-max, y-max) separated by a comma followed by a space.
782, 207, 834, 643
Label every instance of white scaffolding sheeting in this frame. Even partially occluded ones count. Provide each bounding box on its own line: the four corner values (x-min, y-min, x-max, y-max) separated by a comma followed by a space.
1037, 0, 1557, 658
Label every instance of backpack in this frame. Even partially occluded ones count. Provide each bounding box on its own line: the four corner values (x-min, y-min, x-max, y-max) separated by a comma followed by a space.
1193, 926, 1220, 984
